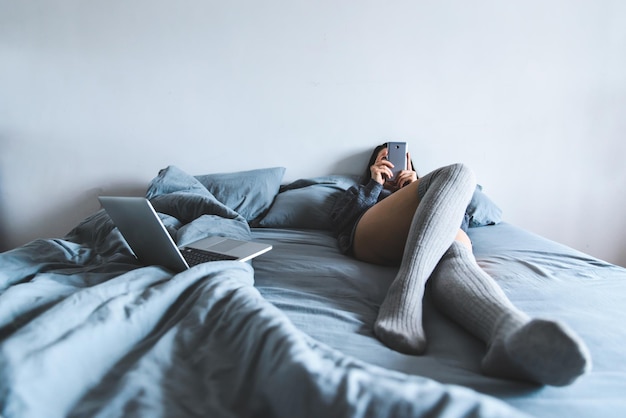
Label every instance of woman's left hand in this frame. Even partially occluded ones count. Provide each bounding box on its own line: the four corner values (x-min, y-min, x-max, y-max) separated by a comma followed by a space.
385, 151, 417, 191
393, 169, 417, 189
384, 170, 417, 192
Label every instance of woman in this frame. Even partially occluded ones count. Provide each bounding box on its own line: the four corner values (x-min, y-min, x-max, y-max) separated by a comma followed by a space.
330, 143, 591, 386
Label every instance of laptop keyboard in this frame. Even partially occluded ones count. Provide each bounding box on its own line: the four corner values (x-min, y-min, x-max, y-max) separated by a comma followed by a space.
181, 247, 238, 266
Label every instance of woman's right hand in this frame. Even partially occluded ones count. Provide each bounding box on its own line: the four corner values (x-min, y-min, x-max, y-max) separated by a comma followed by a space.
370, 147, 394, 185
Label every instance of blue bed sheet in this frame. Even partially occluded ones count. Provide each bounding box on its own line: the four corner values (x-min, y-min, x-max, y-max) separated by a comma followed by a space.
251, 224, 626, 418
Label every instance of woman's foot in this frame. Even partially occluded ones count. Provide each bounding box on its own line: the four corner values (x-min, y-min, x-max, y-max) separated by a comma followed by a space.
481, 316, 592, 386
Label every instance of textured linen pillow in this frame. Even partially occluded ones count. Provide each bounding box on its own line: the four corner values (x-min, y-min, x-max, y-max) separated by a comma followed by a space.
256, 175, 359, 230
467, 185, 503, 227
195, 167, 286, 222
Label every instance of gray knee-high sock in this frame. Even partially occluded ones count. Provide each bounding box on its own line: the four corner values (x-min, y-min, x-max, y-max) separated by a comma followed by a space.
374, 163, 475, 354
430, 241, 592, 386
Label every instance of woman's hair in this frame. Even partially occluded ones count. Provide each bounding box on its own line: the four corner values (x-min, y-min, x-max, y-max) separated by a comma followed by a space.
361, 142, 418, 184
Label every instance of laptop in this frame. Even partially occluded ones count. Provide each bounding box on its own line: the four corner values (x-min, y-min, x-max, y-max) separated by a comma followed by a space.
98, 196, 272, 272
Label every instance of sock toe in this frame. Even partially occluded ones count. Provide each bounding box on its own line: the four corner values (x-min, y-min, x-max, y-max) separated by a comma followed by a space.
509, 319, 591, 386
482, 319, 591, 386
374, 319, 427, 355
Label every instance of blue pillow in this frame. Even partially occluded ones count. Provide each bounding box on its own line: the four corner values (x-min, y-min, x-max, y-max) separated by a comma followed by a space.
256, 175, 359, 230
147, 165, 211, 198
254, 175, 501, 230
467, 185, 502, 227
195, 167, 285, 222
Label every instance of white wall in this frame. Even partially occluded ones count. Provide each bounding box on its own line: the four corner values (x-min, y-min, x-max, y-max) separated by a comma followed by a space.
1, 1, 625, 266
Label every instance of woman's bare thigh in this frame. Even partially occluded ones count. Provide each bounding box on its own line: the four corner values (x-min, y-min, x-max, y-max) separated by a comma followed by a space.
353, 180, 421, 265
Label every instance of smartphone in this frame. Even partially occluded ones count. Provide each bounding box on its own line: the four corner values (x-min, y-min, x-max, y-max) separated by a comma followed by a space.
386, 141, 407, 180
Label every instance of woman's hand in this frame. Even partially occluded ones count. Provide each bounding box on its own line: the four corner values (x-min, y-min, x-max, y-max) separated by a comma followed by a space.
392, 169, 418, 189
370, 147, 394, 185
371, 148, 417, 189
383, 151, 417, 191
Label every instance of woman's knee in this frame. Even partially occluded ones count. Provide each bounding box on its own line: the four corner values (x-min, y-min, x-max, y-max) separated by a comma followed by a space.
448, 163, 476, 188
418, 163, 476, 201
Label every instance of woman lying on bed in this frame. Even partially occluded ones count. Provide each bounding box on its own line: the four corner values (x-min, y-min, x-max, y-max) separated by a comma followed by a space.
330, 143, 591, 386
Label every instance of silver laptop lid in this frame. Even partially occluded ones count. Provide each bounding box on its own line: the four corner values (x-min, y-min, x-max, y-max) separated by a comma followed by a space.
98, 196, 190, 272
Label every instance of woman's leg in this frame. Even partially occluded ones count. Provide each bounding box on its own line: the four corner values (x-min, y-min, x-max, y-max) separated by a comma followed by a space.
352, 180, 420, 266
355, 163, 476, 354
430, 239, 591, 386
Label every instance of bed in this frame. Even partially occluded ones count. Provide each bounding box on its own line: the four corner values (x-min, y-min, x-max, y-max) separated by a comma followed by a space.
1, 165, 625, 418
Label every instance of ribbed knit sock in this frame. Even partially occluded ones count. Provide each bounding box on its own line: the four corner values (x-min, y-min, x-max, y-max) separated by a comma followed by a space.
430, 241, 592, 386
373, 163, 475, 354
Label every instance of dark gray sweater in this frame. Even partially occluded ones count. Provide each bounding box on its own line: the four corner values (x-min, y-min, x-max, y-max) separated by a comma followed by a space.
329, 179, 392, 255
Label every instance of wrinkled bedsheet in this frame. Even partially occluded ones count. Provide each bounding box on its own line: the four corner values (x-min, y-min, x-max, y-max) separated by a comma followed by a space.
0, 169, 527, 418
250, 225, 626, 418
